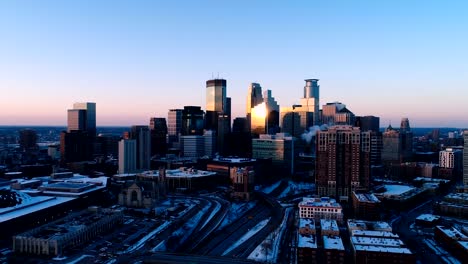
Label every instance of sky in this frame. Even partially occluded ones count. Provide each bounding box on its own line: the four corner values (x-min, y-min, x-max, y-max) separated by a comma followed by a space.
0, 0, 467, 127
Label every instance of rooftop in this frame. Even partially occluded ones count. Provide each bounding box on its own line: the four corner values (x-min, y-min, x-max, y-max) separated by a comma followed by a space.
352, 236, 404, 248
354, 245, 412, 254
347, 219, 392, 232
351, 230, 399, 238
416, 214, 440, 222
299, 197, 342, 208
298, 234, 317, 249
323, 236, 345, 251
212, 157, 256, 163
299, 218, 316, 229
138, 168, 217, 179
379, 185, 415, 196
321, 219, 339, 231
353, 192, 380, 203
436, 226, 468, 240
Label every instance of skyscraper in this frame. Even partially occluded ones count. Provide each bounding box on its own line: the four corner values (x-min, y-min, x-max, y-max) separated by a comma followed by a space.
130, 126, 151, 171
246, 83, 264, 132
167, 109, 183, 149
250, 89, 280, 135
182, 106, 204, 136
355, 116, 380, 133
463, 131, 468, 187
316, 125, 371, 197
205, 79, 230, 154
322, 102, 355, 126
150, 117, 167, 156
67, 109, 87, 132
400, 118, 411, 132
118, 139, 136, 174
73, 102, 96, 136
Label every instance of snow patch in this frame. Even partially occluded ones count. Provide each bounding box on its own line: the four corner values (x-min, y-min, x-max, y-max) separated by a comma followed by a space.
222, 217, 271, 256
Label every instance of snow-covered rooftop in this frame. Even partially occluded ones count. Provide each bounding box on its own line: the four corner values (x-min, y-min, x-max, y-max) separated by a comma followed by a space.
416, 214, 440, 222
436, 226, 468, 240
353, 192, 380, 203
351, 236, 404, 247
298, 234, 317, 248
138, 168, 217, 179
299, 218, 315, 229
354, 245, 412, 254
0, 194, 75, 223
212, 157, 256, 163
351, 230, 399, 238
299, 197, 342, 208
321, 219, 339, 231
347, 219, 392, 232
379, 185, 415, 196
323, 236, 344, 251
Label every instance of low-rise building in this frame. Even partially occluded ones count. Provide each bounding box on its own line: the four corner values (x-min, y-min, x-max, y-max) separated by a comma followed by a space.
323, 235, 345, 264
298, 197, 343, 223
351, 192, 381, 220
349, 221, 415, 264
347, 219, 393, 233
12, 207, 123, 256
297, 218, 318, 264
435, 192, 468, 218
434, 226, 468, 262
229, 166, 255, 201
320, 219, 339, 236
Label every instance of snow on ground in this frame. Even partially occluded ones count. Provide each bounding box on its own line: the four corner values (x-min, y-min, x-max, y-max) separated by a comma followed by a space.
123, 221, 170, 254
261, 181, 281, 194
52, 256, 67, 261
66, 255, 92, 264
222, 217, 271, 256
200, 200, 221, 230
248, 208, 292, 263
103, 259, 117, 264
151, 240, 166, 252
218, 201, 257, 230
172, 202, 210, 245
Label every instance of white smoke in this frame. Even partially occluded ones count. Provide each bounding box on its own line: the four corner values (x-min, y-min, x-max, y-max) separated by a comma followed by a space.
301, 125, 328, 144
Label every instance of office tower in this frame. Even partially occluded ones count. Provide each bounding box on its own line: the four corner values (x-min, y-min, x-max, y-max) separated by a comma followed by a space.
400, 118, 411, 132
149, 117, 167, 156
252, 133, 297, 176
118, 139, 137, 174
205, 79, 230, 154
246, 83, 264, 132
96, 134, 120, 157
382, 121, 413, 165
73, 102, 96, 136
204, 130, 216, 157
182, 106, 204, 136
355, 116, 380, 133
19, 129, 38, 151
67, 109, 87, 132
322, 102, 355, 126
315, 125, 371, 197
250, 90, 280, 135
232, 117, 249, 133
440, 148, 462, 170
464, 131, 468, 186
60, 131, 91, 163
181, 130, 217, 158
167, 109, 183, 148
130, 126, 151, 171
281, 110, 303, 138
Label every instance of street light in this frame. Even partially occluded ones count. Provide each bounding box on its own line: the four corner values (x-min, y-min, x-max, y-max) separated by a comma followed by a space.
291, 104, 302, 176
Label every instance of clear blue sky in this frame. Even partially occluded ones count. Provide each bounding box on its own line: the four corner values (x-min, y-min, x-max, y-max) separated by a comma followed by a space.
0, 0, 467, 127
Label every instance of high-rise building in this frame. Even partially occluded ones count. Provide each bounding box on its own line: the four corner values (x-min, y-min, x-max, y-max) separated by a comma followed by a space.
439, 148, 462, 171
149, 117, 167, 156
73, 102, 96, 136
182, 106, 204, 136
355, 116, 380, 133
316, 125, 371, 198
252, 133, 297, 175
167, 109, 183, 149
118, 139, 136, 174
205, 79, 230, 154
67, 109, 87, 132
400, 118, 411, 132
322, 102, 355, 126
250, 90, 280, 135
180, 130, 217, 158
60, 131, 91, 163
382, 121, 413, 165
246, 83, 264, 115
463, 131, 468, 186
129, 126, 151, 171
19, 129, 38, 151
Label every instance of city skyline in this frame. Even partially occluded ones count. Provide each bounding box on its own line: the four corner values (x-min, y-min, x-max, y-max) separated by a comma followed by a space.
1, 1, 467, 127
